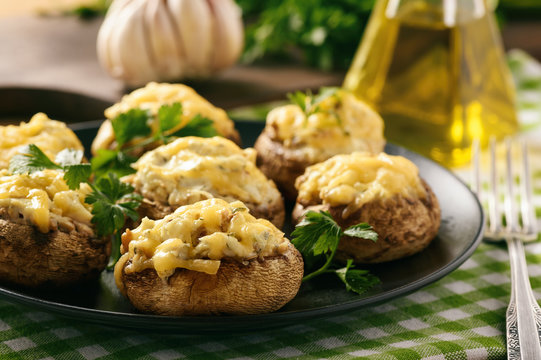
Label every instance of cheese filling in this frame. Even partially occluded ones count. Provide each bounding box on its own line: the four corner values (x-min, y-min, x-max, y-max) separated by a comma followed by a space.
296, 152, 427, 218
0, 113, 84, 169
128, 136, 280, 206
267, 90, 385, 162
115, 199, 289, 288
0, 169, 93, 233
104, 82, 236, 138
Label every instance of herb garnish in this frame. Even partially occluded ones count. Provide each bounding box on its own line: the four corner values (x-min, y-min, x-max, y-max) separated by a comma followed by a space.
86, 173, 142, 267
92, 102, 218, 179
287, 87, 340, 117
291, 210, 380, 295
9, 145, 142, 267
9, 145, 91, 190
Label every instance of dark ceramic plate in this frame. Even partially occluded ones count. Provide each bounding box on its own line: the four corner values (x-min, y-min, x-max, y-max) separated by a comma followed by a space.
0, 115, 484, 334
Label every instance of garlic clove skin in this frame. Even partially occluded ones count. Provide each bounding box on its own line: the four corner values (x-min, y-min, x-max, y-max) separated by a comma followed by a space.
97, 0, 245, 87
144, 0, 185, 80
208, 0, 244, 72
169, 0, 213, 77
98, 0, 157, 86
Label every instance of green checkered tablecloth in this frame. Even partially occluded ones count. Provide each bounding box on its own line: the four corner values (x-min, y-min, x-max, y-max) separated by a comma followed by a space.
1, 241, 540, 359
0, 51, 540, 360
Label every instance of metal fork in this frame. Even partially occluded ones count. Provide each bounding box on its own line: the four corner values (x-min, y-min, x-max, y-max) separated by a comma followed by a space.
472, 137, 541, 360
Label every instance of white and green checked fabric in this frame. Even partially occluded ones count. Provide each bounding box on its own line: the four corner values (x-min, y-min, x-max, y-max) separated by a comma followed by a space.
0, 51, 540, 360
0, 241, 540, 359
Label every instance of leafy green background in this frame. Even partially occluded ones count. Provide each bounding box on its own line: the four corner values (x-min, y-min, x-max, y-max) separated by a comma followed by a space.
237, 0, 541, 71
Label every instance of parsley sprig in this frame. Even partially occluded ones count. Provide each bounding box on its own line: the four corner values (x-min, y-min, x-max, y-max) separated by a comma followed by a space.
287, 87, 340, 117
92, 102, 218, 179
86, 173, 142, 267
291, 210, 380, 295
9, 145, 91, 190
8, 145, 142, 267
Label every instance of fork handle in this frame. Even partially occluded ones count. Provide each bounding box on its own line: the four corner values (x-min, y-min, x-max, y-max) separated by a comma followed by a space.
506, 237, 541, 360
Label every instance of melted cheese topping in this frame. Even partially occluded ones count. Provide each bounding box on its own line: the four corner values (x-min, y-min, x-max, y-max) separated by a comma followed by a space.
267, 90, 385, 162
115, 199, 289, 288
104, 82, 236, 138
0, 169, 93, 233
296, 152, 427, 218
0, 113, 84, 169
128, 136, 280, 206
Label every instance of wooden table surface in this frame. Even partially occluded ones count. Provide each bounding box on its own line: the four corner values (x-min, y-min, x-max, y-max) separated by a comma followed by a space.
1, 12, 540, 110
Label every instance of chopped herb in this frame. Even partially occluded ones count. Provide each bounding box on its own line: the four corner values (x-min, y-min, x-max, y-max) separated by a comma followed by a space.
9, 144, 62, 174
92, 102, 218, 180
287, 87, 340, 117
63, 164, 92, 190
91, 149, 137, 180
291, 210, 379, 294
111, 108, 152, 148
86, 173, 142, 267
8, 144, 142, 267
335, 259, 380, 295
171, 114, 218, 138
9, 145, 90, 190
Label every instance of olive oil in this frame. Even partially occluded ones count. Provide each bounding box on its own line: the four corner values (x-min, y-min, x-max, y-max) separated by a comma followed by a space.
343, 0, 518, 167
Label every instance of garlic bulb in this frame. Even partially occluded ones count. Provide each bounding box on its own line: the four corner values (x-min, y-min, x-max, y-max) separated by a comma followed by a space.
97, 0, 244, 86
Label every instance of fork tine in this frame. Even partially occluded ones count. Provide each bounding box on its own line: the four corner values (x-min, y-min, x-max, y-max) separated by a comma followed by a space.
504, 137, 519, 235
488, 137, 502, 235
519, 141, 537, 237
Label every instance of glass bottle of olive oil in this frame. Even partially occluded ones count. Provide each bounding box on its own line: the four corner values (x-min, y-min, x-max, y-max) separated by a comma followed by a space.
343, 0, 518, 167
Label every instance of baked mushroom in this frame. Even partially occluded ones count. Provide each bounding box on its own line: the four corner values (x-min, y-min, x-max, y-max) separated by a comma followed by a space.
0, 113, 85, 169
0, 169, 110, 287
115, 198, 303, 315
122, 136, 285, 228
293, 152, 440, 263
91, 82, 240, 156
254, 88, 385, 200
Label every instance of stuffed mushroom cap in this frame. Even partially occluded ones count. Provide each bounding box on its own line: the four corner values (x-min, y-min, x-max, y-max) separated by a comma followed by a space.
115, 198, 304, 315
294, 152, 441, 263
91, 82, 241, 155
254, 89, 385, 200
122, 136, 285, 227
0, 113, 84, 169
0, 169, 109, 287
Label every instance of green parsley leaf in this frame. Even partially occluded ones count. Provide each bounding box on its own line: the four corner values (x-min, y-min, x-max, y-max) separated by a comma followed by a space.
85, 173, 142, 267
287, 87, 340, 117
343, 223, 378, 242
171, 114, 218, 138
313, 87, 340, 107
158, 102, 183, 134
291, 210, 380, 293
291, 211, 341, 256
111, 108, 152, 148
287, 91, 308, 113
85, 173, 142, 237
91, 149, 136, 180
9, 144, 61, 174
63, 164, 92, 190
336, 259, 380, 295
55, 148, 84, 167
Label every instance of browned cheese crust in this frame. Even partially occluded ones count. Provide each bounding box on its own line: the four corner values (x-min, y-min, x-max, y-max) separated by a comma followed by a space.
254, 126, 308, 201
120, 243, 304, 315
0, 218, 110, 288
293, 180, 441, 263
134, 192, 285, 229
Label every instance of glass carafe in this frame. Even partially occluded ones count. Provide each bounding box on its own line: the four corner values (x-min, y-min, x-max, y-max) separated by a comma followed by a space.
343, 0, 518, 167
